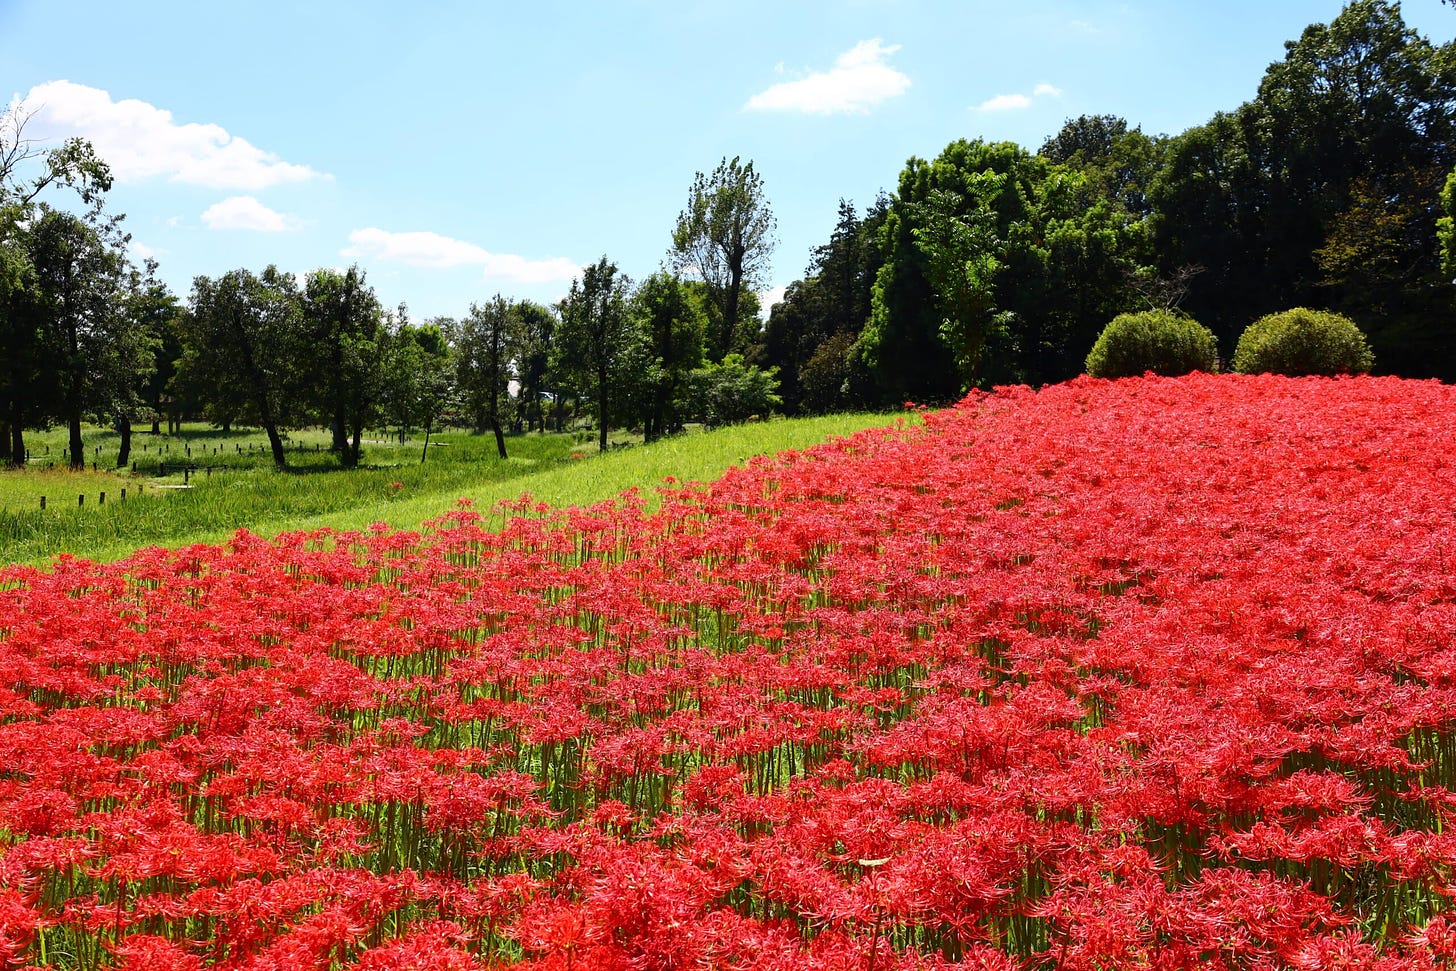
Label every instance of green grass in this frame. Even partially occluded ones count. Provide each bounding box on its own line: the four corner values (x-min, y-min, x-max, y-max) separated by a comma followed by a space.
0, 414, 906, 566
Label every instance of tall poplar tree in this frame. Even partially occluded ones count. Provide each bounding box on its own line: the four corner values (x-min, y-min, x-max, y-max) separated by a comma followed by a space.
671, 157, 776, 361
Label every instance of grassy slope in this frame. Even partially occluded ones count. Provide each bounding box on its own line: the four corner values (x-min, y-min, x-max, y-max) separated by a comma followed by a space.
260, 414, 910, 539
1, 414, 903, 566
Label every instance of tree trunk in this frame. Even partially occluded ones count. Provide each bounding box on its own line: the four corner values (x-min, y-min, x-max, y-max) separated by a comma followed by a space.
721, 263, 744, 360
69, 411, 84, 471
337, 419, 360, 468
117, 415, 133, 467
331, 413, 347, 453
490, 415, 507, 460
263, 422, 287, 470
8, 408, 24, 468
150, 417, 160, 435
597, 365, 608, 453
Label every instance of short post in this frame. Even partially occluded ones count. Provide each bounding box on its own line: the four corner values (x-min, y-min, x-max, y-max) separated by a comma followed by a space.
121, 488, 127, 502
39, 496, 45, 510
78, 494, 84, 508
132, 460, 136, 473
99, 491, 106, 505
184, 467, 189, 485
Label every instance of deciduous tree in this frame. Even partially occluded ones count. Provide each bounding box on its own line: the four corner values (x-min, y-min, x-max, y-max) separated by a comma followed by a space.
0, 102, 111, 466
553, 257, 633, 452
671, 157, 776, 361
302, 266, 384, 468
631, 272, 704, 441
183, 267, 305, 469
450, 295, 514, 459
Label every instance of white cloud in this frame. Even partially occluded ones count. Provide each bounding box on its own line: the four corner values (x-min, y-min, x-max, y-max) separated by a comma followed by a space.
201, 196, 302, 232
15, 80, 325, 190
973, 82, 1063, 112
130, 240, 159, 261
977, 93, 1033, 112
745, 39, 910, 115
477, 251, 585, 283
342, 228, 580, 284
343, 228, 489, 268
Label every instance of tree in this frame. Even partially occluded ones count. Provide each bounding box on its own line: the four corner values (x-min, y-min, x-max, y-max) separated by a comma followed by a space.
106, 259, 169, 467
631, 272, 704, 441
1437, 164, 1456, 278
380, 313, 455, 463
182, 267, 305, 469
23, 206, 136, 470
0, 101, 112, 466
450, 295, 514, 459
553, 257, 633, 452
133, 262, 187, 437
512, 300, 556, 434
683, 354, 781, 426
1041, 115, 1164, 219
759, 197, 886, 414
910, 186, 1003, 385
860, 139, 1142, 398
302, 266, 384, 467
1151, 0, 1456, 373
671, 156, 776, 360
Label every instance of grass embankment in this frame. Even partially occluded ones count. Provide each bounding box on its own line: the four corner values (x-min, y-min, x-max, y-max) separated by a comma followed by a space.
0, 414, 902, 566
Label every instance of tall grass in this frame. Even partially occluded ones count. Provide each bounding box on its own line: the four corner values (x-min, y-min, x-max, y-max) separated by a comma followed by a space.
0, 414, 902, 565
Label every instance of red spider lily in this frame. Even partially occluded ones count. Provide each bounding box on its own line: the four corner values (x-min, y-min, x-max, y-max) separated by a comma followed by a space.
1, 375, 1456, 967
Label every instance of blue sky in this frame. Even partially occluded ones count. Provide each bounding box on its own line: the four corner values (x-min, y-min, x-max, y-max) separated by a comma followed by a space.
2, 0, 1451, 321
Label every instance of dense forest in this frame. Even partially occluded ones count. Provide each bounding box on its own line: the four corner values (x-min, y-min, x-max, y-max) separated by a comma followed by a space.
760, 0, 1456, 407
1, 0, 1452, 468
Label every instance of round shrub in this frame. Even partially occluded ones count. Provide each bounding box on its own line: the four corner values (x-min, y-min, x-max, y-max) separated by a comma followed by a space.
1084, 310, 1219, 379
1231, 308, 1374, 376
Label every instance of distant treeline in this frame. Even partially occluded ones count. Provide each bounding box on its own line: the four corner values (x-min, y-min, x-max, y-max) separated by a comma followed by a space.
754, 0, 1456, 410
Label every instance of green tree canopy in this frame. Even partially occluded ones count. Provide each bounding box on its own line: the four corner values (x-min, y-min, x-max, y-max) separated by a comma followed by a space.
182, 267, 306, 469
449, 295, 515, 459
302, 265, 384, 467
859, 139, 1143, 400
553, 257, 634, 452
671, 156, 776, 361
631, 271, 705, 442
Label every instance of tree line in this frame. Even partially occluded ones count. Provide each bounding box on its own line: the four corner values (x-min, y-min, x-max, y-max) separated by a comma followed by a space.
2, 0, 1450, 469
754, 0, 1456, 409
0, 141, 783, 469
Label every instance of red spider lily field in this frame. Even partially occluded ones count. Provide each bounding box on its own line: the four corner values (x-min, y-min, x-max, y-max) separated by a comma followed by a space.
3, 373, 1456, 971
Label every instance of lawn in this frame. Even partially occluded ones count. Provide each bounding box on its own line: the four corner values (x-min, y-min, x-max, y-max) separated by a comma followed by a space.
0, 414, 902, 565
